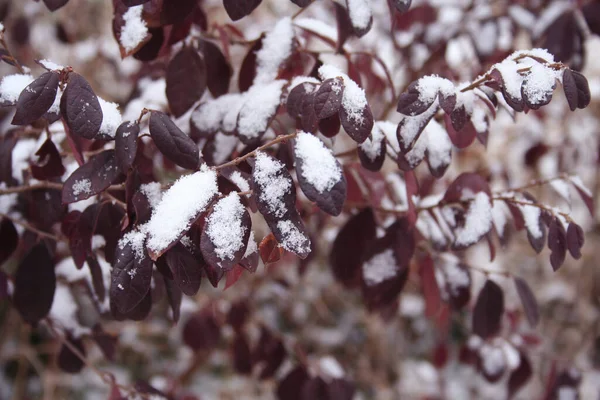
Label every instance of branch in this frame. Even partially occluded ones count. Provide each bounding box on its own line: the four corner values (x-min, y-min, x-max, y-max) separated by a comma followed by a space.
0, 212, 62, 241
215, 132, 297, 171
0, 182, 125, 196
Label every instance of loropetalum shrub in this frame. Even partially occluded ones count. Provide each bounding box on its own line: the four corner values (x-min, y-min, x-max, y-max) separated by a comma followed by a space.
0, 0, 599, 398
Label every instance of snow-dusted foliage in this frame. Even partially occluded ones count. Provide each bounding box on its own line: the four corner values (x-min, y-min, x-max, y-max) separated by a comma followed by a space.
0, 0, 598, 399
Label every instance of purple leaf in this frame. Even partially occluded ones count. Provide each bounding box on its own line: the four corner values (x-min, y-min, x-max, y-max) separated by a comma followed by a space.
223, 0, 262, 21
562, 68, 591, 111
0, 218, 18, 266
149, 111, 200, 170
566, 222, 584, 259
62, 150, 121, 204
238, 36, 263, 92
507, 352, 532, 399
340, 102, 373, 143
334, 2, 353, 52
201, 40, 232, 97
182, 310, 220, 351
314, 77, 344, 119
397, 81, 435, 115
60, 73, 103, 139
115, 121, 139, 172
287, 82, 318, 119
163, 276, 182, 322
165, 242, 203, 296
30, 138, 65, 180
548, 218, 567, 271
57, 334, 85, 374
232, 332, 253, 374
166, 47, 207, 118
294, 132, 346, 216
472, 279, 504, 339
277, 366, 309, 400
514, 276, 540, 327
443, 172, 491, 203
12, 71, 59, 125
13, 243, 56, 324
43, 0, 69, 11
110, 241, 153, 314
254, 327, 286, 379
318, 113, 341, 138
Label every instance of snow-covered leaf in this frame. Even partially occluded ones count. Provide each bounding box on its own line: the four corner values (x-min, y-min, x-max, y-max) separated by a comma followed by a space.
62, 150, 121, 204
110, 239, 152, 314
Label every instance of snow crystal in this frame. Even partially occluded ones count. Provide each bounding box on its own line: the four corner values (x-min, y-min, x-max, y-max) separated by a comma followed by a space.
522, 63, 557, 105
362, 249, 397, 286
377, 120, 399, 154
72, 179, 92, 196
454, 192, 492, 247
442, 257, 469, 295
519, 203, 542, 239
569, 176, 592, 197
146, 169, 219, 254
398, 101, 438, 148
191, 94, 241, 133
255, 17, 295, 84
127, 268, 137, 278
491, 200, 508, 237
253, 151, 292, 218
119, 228, 148, 261
319, 356, 345, 379
295, 132, 342, 193
98, 97, 122, 138
206, 193, 247, 262
493, 59, 523, 100
423, 119, 451, 170
347, 0, 372, 31
237, 80, 286, 141
359, 125, 385, 161
140, 182, 163, 208
39, 59, 64, 70
276, 220, 310, 255
0, 73, 33, 104
230, 171, 250, 193
211, 132, 238, 165
294, 18, 338, 42
319, 65, 368, 126
243, 231, 257, 257
479, 345, 505, 377
416, 75, 455, 104
120, 5, 148, 52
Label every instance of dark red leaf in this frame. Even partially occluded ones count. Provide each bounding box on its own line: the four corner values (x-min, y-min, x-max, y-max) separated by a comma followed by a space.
548, 218, 567, 271
30, 138, 65, 180
182, 310, 220, 351
334, 2, 353, 52
223, 0, 262, 21
160, 0, 197, 25
165, 242, 203, 296
287, 81, 318, 118
330, 208, 377, 288
201, 40, 232, 97
115, 121, 139, 172
164, 276, 182, 322
131, 27, 162, 61
232, 332, 252, 374
397, 81, 435, 115
43, 0, 69, 11
62, 150, 121, 204
0, 218, 18, 266
238, 36, 263, 92
166, 47, 207, 118
566, 222, 584, 259
254, 327, 286, 379
391, 0, 412, 13
318, 113, 341, 138
13, 243, 56, 324
340, 102, 373, 143
87, 255, 106, 302
300, 92, 318, 133
203, 262, 225, 288
507, 352, 532, 399
57, 335, 85, 374
149, 111, 200, 170
314, 77, 344, 119
419, 255, 441, 317
110, 241, 153, 314
562, 68, 591, 111
277, 366, 309, 400
443, 172, 491, 203
259, 233, 282, 265
91, 325, 117, 361
12, 71, 59, 125
60, 73, 103, 139
514, 276, 540, 327
472, 280, 504, 339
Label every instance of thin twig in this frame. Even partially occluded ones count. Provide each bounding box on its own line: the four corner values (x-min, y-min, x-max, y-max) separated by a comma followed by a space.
0, 182, 125, 196
215, 132, 297, 171
0, 212, 62, 241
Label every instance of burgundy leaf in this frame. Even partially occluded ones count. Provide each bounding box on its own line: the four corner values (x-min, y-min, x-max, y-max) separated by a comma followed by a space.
566, 222, 584, 259
200, 194, 251, 270
514, 276, 540, 327
62, 150, 121, 204
87, 255, 106, 303
314, 77, 344, 119
391, 0, 412, 13
91, 325, 117, 361
149, 111, 200, 170
232, 332, 253, 374
110, 241, 153, 314
238, 36, 263, 92
60, 73, 103, 139
290, 0, 312, 7
30, 138, 65, 180
57, 335, 85, 374
548, 218, 567, 271
226, 301, 250, 332
345, 0, 373, 36
340, 102, 373, 143
330, 208, 377, 288
254, 327, 286, 379
420, 255, 441, 318
160, 0, 197, 25
472, 279, 504, 339
165, 242, 202, 296
277, 365, 309, 400
43, 0, 69, 11
166, 47, 207, 118
12, 71, 59, 125
562, 68, 591, 111
13, 243, 56, 324
223, 0, 262, 21
334, 2, 353, 52
131, 27, 162, 61
443, 114, 477, 150
203, 261, 225, 287
0, 218, 18, 266
287, 81, 318, 119
443, 172, 491, 203
396, 81, 435, 115
117, 290, 152, 321
300, 92, 318, 133
115, 121, 139, 172
164, 276, 182, 322
201, 40, 232, 97
294, 132, 346, 216
122, 0, 149, 5
318, 113, 341, 138
507, 352, 533, 399
66, 209, 93, 269
182, 310, 220, 351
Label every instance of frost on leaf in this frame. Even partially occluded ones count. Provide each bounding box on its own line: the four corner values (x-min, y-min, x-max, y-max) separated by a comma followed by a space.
251, 152, 311, 258
146, 169, 219, 259
453, 192, 493, 249
12, 71, 59, 126
319, 65, 373, 143
201, 193, 251, 270
62, 150, 121, 204
60, 73, 103, 140
237, 80, 286, 143
110, 240, 152, 314
294, 132, 346, 216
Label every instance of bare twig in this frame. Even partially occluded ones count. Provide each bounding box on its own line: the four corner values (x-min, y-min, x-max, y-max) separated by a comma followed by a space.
215, 132, 297, 171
